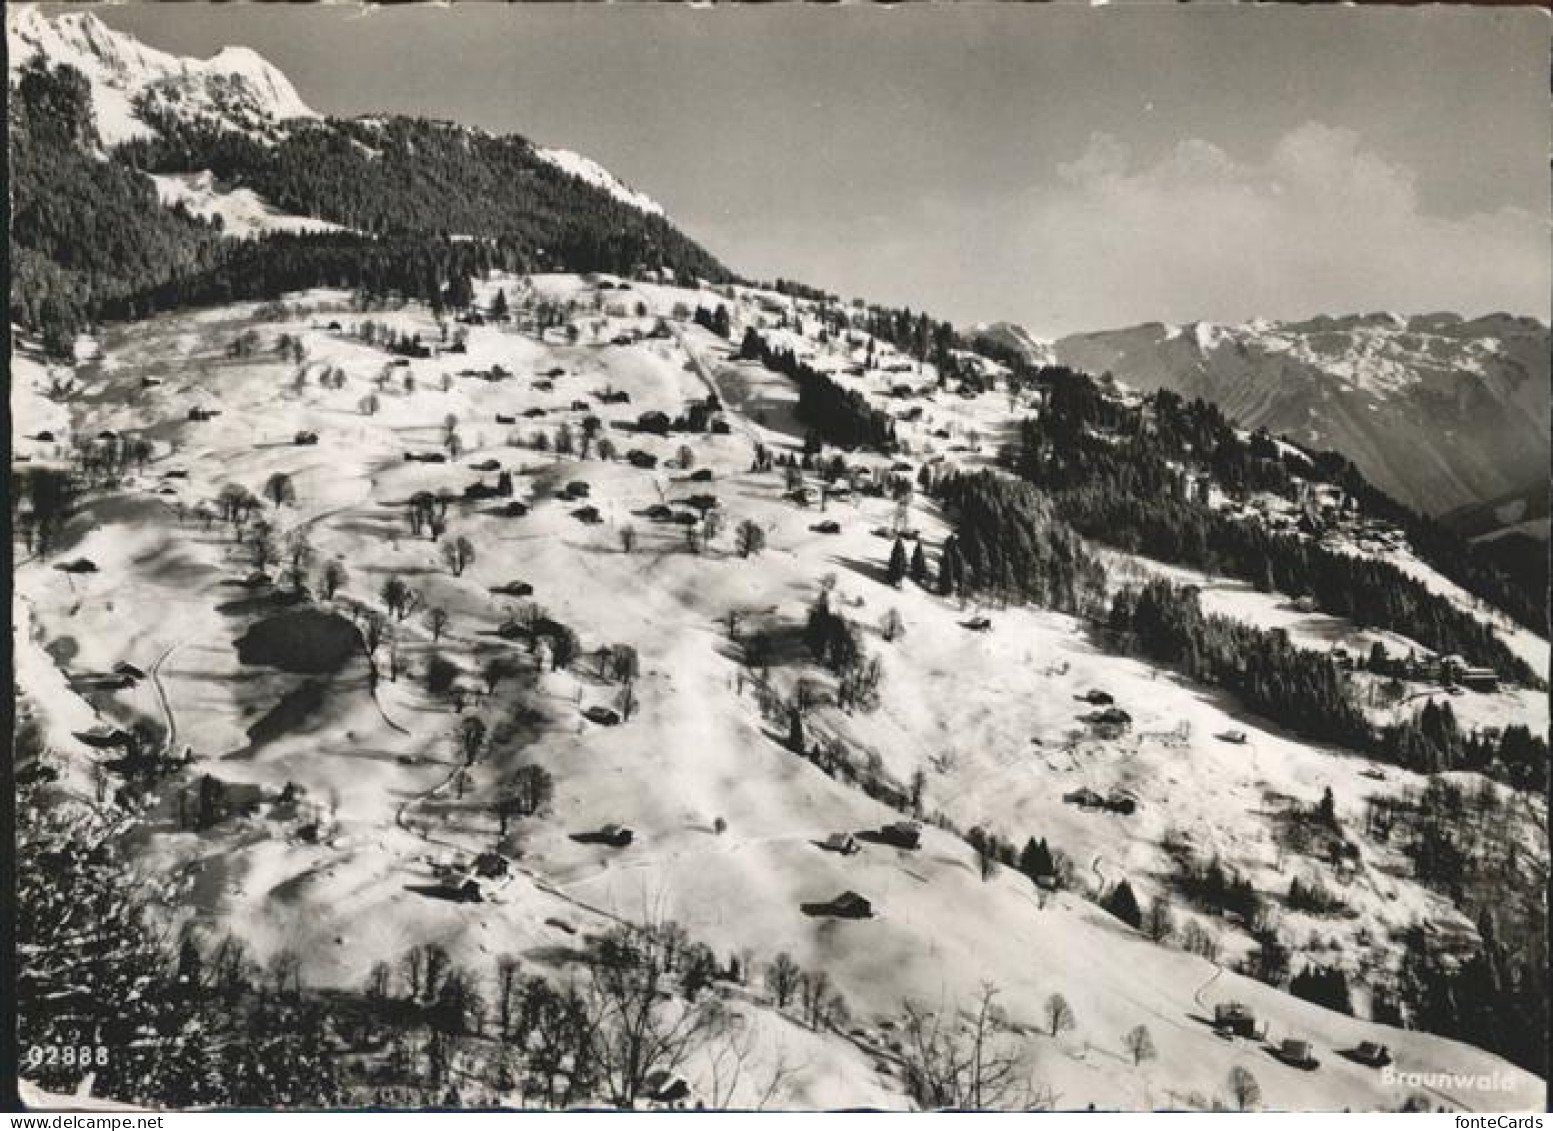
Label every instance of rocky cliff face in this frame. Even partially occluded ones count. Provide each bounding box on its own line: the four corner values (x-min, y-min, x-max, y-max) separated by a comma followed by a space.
1041, 313, 1548, 517
8, 6, 316, 146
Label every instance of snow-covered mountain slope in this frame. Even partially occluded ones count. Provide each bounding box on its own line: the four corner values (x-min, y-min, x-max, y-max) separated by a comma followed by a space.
971, 320, 1057, 367
536, 147, 666, 217
10, 8, 673, 225
7, 5, 316, 146
13, 278, 1545, 1110
1036, 313, 1549, 518
149, 170, 350, 238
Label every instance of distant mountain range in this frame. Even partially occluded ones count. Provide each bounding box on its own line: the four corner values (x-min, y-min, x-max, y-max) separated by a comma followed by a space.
978, 313, 1549, 521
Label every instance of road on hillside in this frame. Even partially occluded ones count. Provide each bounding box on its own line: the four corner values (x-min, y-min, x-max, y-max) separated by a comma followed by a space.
149, 639, 182, 758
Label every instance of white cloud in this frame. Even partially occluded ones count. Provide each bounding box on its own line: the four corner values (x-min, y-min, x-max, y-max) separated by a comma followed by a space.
1015, 122, 1549, 334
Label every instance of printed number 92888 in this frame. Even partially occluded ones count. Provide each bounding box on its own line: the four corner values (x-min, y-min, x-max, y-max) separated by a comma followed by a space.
25, 1045, 110, 1068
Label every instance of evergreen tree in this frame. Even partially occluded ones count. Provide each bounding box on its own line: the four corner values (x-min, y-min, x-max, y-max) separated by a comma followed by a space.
1289, 964, 1353, 1015
1102, 879, 1143, 929
1018, 836, 1055, 880
937, 536, 963, 597
1317, 786, 1337, 828
787, 708, 806, 754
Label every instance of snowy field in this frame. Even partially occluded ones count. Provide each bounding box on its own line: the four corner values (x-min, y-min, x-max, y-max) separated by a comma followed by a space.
11, 275, 1545, 1111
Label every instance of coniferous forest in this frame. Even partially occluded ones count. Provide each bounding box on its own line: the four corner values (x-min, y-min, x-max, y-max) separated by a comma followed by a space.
10, 59, 731, 356
739, 328, 900, 450
1004, 372, 1544, 683
912, 427, 1547, 786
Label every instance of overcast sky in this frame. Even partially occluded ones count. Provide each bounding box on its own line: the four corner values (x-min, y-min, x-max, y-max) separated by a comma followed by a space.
62, 3, 1551, 336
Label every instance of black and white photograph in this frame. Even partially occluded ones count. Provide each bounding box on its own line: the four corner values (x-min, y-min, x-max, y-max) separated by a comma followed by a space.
7, 0, 1549, 1114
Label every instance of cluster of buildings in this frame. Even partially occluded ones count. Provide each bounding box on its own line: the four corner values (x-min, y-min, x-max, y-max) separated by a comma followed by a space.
1360, 648, 1500, 693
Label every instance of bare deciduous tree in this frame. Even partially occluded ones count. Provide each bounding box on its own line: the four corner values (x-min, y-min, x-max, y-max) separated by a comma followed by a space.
1228, 1066, 1261, 1111
735, 519, 766, 558
400, 944, 425, 1000
443, 535, 476, 577
704, 1007, 804, 1110
798, 969, 847, 1031
494, 955, 522, 1041
459, 716, 487, 766
900, 984, 1027, 1110
264, 472, 296, 508
509, 764, 554, 817
385, 629, 403, 682
361, 608, 387, 659
1180, 919, 1220, 962
320, 560, 348, 600
585, 922, 727, 1108
382, 576, 420, 621
1124, 1023, 1156, 1066
703, 508, 725, 547
285, 532, 312, 591
765, 952, 801, 1010
966, 826, 1003, 882
423, 943, 451, 1004
1044, 993, 1075, 1037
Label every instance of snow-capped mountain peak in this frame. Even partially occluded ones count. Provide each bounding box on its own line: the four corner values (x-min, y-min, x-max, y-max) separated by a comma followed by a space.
1047, 312, 1550, 517
7, 5, 316, 146
11, 7, 672, 221
194, 44, 316, 121
536, 147, 665, 217
968, 320, 1057, 367
16, 8, 176, 81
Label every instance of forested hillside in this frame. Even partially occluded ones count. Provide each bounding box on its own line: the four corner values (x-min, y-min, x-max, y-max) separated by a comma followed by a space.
8, 59, 730, 355
993, 361, 1548, 641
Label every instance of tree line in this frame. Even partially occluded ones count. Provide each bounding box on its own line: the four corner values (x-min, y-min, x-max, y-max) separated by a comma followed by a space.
739, 328, 898, 450
928, 469, 1108, 616
1007, 379, 1542, 684
910, 463, 1544, 784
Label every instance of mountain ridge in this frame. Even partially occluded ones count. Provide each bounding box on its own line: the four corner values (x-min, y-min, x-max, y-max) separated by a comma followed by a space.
7, 6, 316, 145
6, 4, 669, 224
980, 313, 1549, 519
6, 6, 729, 354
